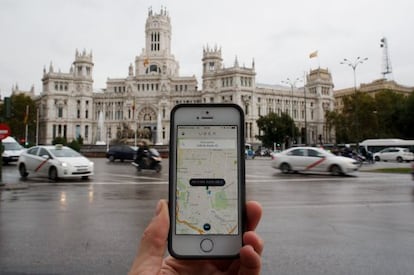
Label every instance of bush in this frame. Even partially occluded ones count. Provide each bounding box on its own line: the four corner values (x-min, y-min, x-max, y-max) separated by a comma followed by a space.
52, 136, 67, 145
68, 139, 81, 152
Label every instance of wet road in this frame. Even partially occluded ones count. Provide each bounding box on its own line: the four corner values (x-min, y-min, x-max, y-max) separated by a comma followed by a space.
1, 158, 414, 275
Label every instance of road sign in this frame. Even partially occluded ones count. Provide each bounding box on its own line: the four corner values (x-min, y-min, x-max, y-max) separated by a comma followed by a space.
0, 123, 11, 140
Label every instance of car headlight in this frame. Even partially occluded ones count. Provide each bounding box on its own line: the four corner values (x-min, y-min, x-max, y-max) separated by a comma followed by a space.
61, 162, 68, 167
89, 161, 94, 168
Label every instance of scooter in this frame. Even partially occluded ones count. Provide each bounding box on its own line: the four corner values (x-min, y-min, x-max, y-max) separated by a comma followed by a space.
132, 148, 162, 173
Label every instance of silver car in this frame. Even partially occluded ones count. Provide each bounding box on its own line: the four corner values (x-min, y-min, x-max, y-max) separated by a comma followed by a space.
373, 147, 414, 163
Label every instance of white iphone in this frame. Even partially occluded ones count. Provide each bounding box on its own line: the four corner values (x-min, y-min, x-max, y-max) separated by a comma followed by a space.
168, 104, 246, 259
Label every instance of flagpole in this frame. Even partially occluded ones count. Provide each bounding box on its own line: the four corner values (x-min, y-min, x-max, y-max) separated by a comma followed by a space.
25, 105, 29, 146
36, 108, 39, 145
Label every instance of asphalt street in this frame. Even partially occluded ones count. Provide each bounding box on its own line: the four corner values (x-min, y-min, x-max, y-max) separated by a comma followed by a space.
1, 158, 413, 275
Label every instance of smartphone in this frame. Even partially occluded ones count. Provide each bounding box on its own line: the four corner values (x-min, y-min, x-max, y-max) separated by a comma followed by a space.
168, 103, 246, 259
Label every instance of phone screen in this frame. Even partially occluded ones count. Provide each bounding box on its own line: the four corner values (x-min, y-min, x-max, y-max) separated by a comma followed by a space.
175, 125, 239, 235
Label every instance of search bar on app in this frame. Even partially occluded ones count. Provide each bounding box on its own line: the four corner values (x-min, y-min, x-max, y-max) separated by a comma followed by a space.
178, 139, 236, 149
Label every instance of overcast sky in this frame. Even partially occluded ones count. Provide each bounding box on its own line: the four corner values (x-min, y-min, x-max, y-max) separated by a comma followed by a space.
1, 0, 413, 97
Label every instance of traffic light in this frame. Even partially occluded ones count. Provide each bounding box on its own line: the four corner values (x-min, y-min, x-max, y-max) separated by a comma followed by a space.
3, 97, 11, 118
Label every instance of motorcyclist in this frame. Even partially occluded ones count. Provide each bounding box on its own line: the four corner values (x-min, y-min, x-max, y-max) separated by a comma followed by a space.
135, 141, 149, 167
342, 144, 353, 158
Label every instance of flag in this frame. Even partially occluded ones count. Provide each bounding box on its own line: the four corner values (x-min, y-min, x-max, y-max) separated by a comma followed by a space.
23, 105, 29, 124
143, 57, 149, 67
309, 50, 318, 59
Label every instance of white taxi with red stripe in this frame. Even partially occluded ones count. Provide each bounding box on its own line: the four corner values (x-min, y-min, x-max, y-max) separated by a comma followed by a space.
17, 145, 94, 181
271, 147, 359, 176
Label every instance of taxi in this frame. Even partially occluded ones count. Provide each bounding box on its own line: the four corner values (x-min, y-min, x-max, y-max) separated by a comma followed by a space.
271, 146, 360, 176
17, 145, 94, 181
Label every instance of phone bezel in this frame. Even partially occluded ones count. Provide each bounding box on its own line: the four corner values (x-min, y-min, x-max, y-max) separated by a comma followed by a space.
168, 103, 246, 259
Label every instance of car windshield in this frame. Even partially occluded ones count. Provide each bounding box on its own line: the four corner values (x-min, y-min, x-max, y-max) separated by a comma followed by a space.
49, 148, 82, 157
3, 143, 23, 150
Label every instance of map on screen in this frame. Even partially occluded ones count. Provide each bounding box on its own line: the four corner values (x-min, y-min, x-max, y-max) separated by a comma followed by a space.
175, 125, 239, 235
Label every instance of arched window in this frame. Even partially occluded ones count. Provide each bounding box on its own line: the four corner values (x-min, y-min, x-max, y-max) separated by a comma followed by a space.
145, 64, 161, 74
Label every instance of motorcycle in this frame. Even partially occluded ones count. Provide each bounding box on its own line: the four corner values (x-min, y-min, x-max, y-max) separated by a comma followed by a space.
132, 148, 162, 173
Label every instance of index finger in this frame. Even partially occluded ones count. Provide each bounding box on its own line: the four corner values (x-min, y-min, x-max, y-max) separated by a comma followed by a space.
246, 200, 262, 231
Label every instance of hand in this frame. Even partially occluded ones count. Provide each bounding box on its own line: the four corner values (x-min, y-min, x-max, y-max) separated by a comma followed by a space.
129, 199, 263, 275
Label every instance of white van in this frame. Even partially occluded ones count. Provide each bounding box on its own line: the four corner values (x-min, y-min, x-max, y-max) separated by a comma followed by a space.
2, 136, 25, 164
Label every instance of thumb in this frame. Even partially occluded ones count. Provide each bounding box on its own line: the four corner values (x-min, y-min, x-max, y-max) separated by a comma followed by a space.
129, 200, 169, 274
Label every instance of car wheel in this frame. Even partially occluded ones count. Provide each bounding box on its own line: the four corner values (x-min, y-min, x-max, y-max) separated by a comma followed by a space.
49, 167, 58, 181
109, 155, 115, 162
396, 156, 403, 163
155, 163, 162, 173
330, 164, 343, 176
19, 164, 28, 179
280, 163, 291, 174
374, 156, 380, 162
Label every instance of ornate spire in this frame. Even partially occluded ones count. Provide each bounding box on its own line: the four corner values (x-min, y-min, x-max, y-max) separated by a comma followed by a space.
234, 56, 239, 67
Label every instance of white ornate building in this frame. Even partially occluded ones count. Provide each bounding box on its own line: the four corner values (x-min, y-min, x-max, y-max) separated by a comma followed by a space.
36, 7, 335, 147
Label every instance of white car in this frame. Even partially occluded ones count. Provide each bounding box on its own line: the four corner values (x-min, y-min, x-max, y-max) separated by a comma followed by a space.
18, 145, 94, 181
373, 147, 414, 163
2, 136, 25, 164
271, 147, 360, 176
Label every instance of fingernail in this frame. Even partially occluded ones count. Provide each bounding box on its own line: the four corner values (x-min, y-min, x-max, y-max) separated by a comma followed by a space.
155, 200, 162, 216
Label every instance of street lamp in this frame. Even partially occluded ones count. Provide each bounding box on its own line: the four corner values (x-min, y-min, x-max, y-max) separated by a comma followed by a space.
340, 57, 368, 148
282, 77, 302, 147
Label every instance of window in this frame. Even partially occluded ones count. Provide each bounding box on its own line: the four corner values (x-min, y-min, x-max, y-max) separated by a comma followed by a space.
85, 125, 89, 139
289, 149, 305, 156
76, 125, 81, 138
151, 32, 160, 52
58, 107, 63, 118
38, 148, 51, 158
308, 149, 322, 157
149, 65, 159, 73
27, 147, 39, 155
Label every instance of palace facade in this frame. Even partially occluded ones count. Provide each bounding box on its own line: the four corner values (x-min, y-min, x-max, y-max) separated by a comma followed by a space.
35, 7, 335, 147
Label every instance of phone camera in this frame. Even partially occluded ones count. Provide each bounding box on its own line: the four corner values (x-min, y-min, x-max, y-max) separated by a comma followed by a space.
196, 116, 199, 119
206, 111, 209, 114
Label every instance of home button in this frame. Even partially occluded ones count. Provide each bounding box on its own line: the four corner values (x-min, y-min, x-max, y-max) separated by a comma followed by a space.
200, 238, 214, 253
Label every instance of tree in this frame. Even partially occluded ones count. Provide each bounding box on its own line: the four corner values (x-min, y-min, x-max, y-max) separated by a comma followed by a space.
256, 112, 298, 148
400, 92, 414, 138
326, 89, 414, 143
52, 136, 67, 145
1, 94, 36, 145
374, 90, 405, 138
